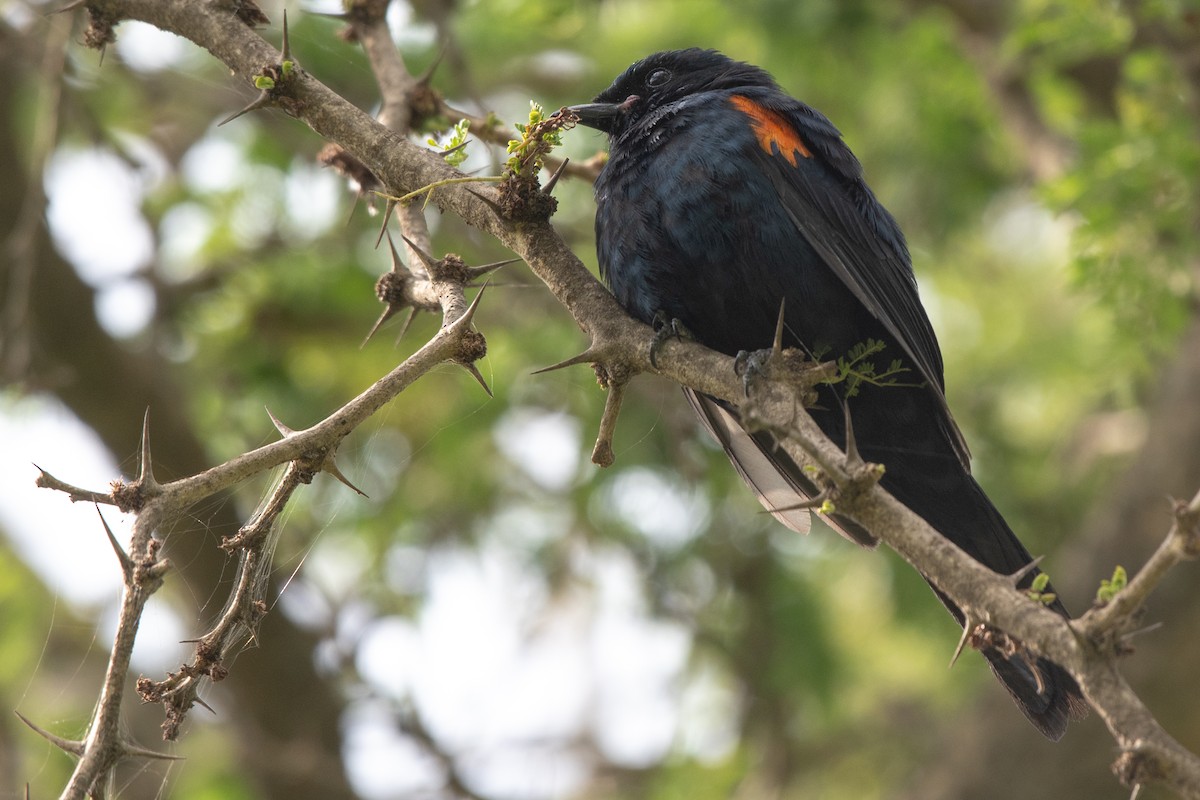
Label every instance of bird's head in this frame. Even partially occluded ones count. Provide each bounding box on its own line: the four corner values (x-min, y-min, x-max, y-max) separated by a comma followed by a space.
569, 49, 777, 135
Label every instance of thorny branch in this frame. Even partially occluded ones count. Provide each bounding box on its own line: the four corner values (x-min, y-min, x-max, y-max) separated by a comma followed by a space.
733, 376, 1200, 798
33, 55, 493, 785
342, 0, 439, 284
136, 459, 304, 742
1081, 489, 1200, 642
26, 1, 1200, 798
44, 272, 488, 794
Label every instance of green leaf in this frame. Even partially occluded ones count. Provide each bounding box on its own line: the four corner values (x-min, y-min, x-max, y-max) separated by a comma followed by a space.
428, 119, 471, 168
1096, 564, 1128, 604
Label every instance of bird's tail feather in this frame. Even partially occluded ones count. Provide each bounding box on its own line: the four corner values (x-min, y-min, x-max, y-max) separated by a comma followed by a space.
929, 583, 1087, 741
685, 388, 1087, 738
684, 389, 878, 546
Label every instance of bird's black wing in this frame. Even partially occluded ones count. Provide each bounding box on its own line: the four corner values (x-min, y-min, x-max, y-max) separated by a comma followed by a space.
685, 389, 880, 548
735, 91, 971, 469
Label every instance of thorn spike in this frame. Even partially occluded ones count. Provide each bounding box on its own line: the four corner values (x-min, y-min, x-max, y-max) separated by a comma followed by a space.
384, 229, 406, 272
459, 362, 493, 397
96, 505, 133, 579
467, 257, 521, 279
361, 305, 402, 348
542, 158, 569, 195
417, 43, 447, 85
773, 297, 786, 356
762, 494, 827, 514
842, 401, 861, 467
138, 408, 156, 486
218, 91, 272, 127
120, 741, 186, 761
949, 618, 974, 669
323, 460, 369, 497
280, 8, 291, 61
530, 349, 598, 375
394, 307, 417, 344
399, 234, 440, 271
1009, 555, 1045, 588
452, 283, 488, 330
374, 198, 396, 248
465, 187, 503, 213
465, 279, 523, 289
265, 407, 295, 437
13, 711, 85, 756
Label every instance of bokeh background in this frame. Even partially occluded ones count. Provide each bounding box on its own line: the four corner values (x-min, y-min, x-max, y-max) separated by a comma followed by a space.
2, 1, 1199, 798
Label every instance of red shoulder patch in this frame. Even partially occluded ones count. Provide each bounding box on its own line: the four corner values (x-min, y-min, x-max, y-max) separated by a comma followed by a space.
729, 95, 812, 166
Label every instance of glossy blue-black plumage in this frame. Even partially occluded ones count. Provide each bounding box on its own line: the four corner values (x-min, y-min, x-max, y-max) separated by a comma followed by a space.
575, 48, 1085, 739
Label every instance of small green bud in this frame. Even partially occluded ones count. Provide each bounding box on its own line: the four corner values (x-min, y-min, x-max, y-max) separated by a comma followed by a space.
1096, 565, 1128, 604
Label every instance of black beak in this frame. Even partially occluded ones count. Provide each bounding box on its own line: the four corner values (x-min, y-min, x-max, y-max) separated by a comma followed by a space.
566, 102, 622, 134
567, 96, 640, 134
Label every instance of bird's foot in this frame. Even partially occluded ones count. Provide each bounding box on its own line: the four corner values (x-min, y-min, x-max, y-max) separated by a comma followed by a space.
733, 345, 832, 402
733, 348, 772, 397
649, 311, 694, 368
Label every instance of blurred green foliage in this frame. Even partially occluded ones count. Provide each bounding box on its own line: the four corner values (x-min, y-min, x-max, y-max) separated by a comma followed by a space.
3, 0, 1198, 798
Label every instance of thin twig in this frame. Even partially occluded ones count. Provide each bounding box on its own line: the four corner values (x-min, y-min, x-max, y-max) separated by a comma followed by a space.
1081, 488, 1200, 640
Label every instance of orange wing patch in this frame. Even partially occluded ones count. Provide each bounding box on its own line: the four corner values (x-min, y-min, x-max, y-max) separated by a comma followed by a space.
729, 95, 812, 166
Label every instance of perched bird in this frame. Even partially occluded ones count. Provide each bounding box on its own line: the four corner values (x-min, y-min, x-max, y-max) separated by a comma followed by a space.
569, 48, 1086, 739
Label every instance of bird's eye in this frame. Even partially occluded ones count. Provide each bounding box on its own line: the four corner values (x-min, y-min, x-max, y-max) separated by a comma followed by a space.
646, 68, 671, 88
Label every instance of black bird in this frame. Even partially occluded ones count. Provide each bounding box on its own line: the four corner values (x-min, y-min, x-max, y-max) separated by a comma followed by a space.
569, 48, 1085, 739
